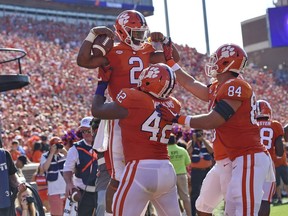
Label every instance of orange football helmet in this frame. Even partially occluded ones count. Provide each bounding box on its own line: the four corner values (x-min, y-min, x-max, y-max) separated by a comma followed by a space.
114, 10, 149, 51
138, 63, 175, 99
205, 44, 248, 78
256, 99, 272, 119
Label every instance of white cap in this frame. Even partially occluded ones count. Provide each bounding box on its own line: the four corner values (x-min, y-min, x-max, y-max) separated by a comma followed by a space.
79, 116, 93, 129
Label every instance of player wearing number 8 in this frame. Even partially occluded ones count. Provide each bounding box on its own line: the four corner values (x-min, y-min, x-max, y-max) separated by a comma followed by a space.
92, 63, 182, 216
159, 42, 275, 216
256, 99, 286, 212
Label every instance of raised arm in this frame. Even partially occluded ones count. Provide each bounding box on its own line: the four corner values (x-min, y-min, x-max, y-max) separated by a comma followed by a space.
77, 26, 114, 69
162, 38, 209, 102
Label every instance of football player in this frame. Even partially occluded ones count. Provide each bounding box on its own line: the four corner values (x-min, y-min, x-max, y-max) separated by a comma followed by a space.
77, 10, 180, 214
158, 41, 275, 216
92, 63, 182, 216
256, 99, 287, 212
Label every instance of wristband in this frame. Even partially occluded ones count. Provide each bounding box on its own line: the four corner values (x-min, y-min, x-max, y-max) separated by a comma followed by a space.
162, 37, 169, 44
167, 59, 181, 71
166, 59, 176, 67
95, 81, 108, 96
171, 63, 181, 72
85, 32, 97, 43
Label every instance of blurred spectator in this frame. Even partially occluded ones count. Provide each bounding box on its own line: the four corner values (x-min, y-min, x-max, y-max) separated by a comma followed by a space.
40, 136, 67, 216
187, 129, 214, 216
10, 140, 22, 161
61, 129, 79, 150
40, 135, 50, 152
168, 134, 192, 216
15, 155, 28, 183
31, 142, 43, 163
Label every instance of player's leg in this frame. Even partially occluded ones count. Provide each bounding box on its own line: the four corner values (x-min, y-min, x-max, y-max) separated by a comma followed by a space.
177, 174, 192, 216
196, 158, 232, 216
225, 152, 271, 216
258, 181, 275, 216
149, 160, 181, 216
105, 119, 125, 213
112, 160, 152, 216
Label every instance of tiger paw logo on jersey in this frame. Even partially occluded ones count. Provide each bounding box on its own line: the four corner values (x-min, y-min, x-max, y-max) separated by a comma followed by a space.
118, 12, 130, 25
219, 45, 235, 60
144, 66, 160, 79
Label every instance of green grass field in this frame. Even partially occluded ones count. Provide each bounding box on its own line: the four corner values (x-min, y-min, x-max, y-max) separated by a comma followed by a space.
270, 198, 288, 216
212, 198, 288, 216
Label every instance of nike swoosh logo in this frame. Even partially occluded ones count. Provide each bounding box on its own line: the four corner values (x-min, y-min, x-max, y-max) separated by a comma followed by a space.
224, 163, 230, 167
232, 165, 237, 170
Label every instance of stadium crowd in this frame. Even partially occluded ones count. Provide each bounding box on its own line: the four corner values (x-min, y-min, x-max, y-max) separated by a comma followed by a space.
0, 14, 288, 215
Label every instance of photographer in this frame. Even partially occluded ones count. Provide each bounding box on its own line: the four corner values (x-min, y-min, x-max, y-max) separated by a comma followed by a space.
17, 189, 36, 216
187, 129, 214, 216
63, 117, 98, 216
40, 137, 67, 216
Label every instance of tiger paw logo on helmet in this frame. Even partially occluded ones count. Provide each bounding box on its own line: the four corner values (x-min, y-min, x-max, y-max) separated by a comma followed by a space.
118, 12, 130, 25
219, 45, 236, 59
144, 66, 160, 79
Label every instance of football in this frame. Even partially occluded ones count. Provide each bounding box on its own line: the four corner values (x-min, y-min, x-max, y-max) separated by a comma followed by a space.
92, 34, 114, 56
70, 188, 81, 202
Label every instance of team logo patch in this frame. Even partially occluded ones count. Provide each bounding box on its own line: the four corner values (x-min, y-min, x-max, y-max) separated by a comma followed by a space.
219, 45, 235, 59
143, 66, 160, 79
118, 12, 130, 25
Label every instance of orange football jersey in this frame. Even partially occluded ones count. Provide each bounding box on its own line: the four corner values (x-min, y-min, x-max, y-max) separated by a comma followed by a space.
103, 42, 155, 100
208, 81, 228, 161
115, 88, 181, 163
258, 119, 285, 167
209, 78, 265, 161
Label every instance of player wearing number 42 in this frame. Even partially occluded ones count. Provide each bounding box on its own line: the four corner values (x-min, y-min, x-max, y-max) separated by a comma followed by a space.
158, 42, 275, 216
92, 63, 182, 216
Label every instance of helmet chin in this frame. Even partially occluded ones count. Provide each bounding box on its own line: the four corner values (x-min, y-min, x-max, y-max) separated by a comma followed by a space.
124, 38, 144, 51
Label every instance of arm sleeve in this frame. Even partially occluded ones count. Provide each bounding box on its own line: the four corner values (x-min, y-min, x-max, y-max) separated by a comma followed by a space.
63, 146, 78, 172
217, 79, 252, 101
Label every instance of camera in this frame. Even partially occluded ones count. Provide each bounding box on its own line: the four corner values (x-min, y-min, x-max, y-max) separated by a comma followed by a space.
195, 130, 203, 138
26, 196, 35, 204
56, 143, 64, 149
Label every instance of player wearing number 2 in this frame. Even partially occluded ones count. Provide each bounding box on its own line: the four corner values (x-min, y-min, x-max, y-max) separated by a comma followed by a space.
77, 10, 180, 214
159, 42, 275, 216
91, 63, 181, 216
256, 99, 284, 215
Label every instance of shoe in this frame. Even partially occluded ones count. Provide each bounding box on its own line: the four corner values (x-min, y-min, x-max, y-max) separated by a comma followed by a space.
277, 199, 282, 205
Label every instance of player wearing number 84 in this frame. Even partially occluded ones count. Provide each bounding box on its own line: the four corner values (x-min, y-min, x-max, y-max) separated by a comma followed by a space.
158, 42, 275, 216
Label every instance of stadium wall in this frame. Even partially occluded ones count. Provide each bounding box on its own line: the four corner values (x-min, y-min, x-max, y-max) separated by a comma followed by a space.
241, 14, 288, 70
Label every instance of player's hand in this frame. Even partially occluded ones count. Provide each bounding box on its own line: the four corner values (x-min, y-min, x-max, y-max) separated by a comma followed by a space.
90, 26, 115, 39
150, 32, 165, 42
156, 104, 180, 123
162, 37, 173, 61
98, 59, 112, 82
66, 182, 75, 197
50, 144, 58, 155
